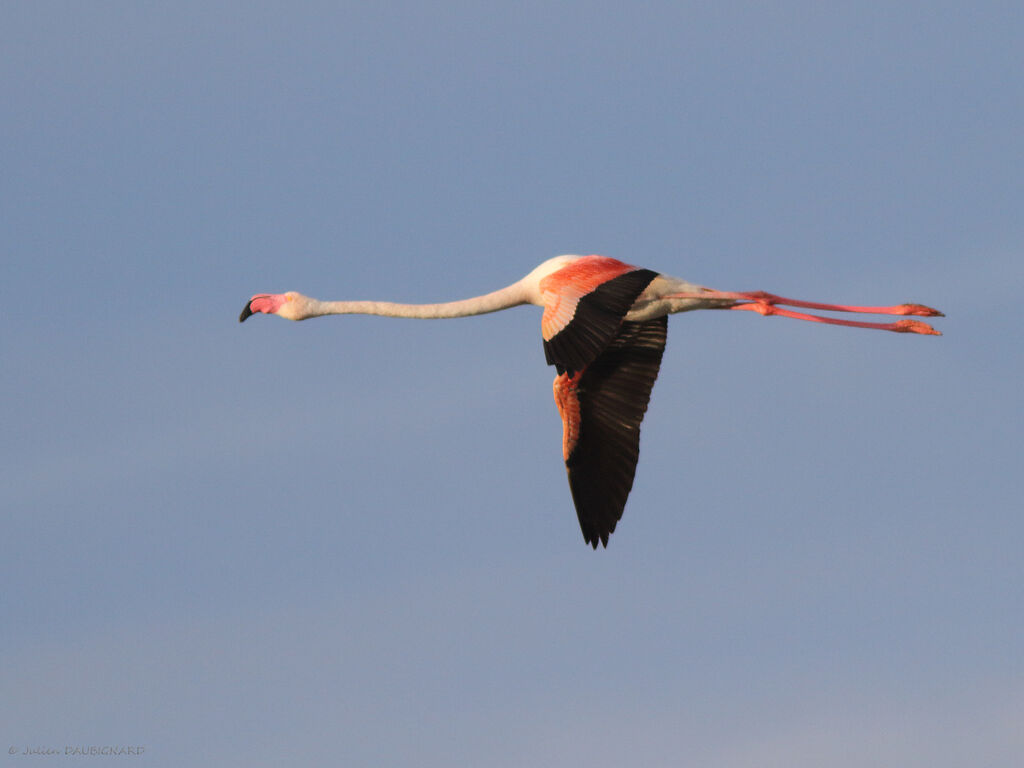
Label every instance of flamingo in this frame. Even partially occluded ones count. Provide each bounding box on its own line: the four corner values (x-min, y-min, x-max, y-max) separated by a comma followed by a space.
240, 254, 942, 548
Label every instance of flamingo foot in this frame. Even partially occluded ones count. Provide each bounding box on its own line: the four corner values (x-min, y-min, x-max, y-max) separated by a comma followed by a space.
895, 303, 944, 318
892, 318, 942, 335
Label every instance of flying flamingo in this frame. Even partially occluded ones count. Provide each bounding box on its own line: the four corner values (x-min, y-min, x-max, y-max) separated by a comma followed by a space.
240, 254, 942, 548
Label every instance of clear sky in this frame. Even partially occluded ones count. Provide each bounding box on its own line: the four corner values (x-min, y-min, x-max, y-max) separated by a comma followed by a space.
3, 2, 1022, 766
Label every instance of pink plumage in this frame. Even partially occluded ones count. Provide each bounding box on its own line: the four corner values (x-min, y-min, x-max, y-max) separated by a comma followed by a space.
539, 255, 638, 340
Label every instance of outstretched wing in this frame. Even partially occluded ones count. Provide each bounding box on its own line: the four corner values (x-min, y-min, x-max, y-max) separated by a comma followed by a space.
552, 316, 668, 548
540, 257, 658, 376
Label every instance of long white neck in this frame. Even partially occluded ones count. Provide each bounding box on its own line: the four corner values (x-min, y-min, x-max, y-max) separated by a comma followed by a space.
306, 280, 532, 320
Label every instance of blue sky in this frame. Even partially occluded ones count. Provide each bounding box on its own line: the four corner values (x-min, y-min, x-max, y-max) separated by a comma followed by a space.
3, 2, 1022, 766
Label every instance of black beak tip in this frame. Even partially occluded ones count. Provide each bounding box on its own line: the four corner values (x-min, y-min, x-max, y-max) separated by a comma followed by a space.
239, 302, 254, 323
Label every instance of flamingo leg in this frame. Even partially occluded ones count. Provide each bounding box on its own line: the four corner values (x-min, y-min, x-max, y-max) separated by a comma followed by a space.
727, 302, 941, 334
669, 290, 943, 335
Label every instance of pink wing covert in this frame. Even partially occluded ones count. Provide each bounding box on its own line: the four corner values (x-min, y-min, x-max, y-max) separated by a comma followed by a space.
539, 256, 659, 376
539, 256, 638, 340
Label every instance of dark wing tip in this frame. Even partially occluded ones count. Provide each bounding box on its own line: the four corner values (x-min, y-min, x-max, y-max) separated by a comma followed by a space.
579, 511, 617, 548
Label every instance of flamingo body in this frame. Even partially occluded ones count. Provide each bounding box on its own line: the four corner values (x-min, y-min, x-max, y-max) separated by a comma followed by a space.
240, 254, 942, 548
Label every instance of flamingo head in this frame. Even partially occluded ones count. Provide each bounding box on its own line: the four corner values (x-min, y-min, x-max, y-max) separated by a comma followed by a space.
239, 292, 314, 322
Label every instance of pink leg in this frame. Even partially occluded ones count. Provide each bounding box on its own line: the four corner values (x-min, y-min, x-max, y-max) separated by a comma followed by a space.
669, 290, 943, 335
728, 302, 941, 335
708, 290, 943, 318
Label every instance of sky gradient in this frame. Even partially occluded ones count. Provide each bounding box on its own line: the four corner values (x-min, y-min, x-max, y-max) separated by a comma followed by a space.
3, 2, 1022, 766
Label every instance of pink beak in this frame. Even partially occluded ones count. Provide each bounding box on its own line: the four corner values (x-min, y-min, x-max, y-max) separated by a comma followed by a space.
239, 294, 285, 322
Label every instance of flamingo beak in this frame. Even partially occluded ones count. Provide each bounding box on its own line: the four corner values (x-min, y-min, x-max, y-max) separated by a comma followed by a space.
239, 294, 287, 322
